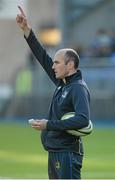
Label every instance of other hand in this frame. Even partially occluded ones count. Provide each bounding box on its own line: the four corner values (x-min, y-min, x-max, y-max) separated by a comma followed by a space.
30, 119, 48, 131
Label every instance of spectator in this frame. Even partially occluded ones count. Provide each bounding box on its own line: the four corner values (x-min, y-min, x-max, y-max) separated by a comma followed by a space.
91, 28, 112, 57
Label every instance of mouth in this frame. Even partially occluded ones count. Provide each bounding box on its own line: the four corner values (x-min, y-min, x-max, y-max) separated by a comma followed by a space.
54, 71, 57, 74
53, 70, 58, 76
54, 72, 58, 77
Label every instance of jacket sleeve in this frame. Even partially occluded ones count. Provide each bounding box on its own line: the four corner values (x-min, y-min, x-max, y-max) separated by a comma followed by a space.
47, 84, 90, 131
25, 30, 58, 85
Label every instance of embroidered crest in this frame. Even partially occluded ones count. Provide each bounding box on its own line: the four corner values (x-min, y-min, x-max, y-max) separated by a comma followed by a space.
55, 161, 61, 169
62, 91, 68, 98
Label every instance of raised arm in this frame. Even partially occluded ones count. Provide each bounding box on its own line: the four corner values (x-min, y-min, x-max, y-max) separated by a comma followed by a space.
16, 6, 57, 85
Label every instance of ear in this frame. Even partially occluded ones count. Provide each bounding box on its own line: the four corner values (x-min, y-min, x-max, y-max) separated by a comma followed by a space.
67, 61, 74, 69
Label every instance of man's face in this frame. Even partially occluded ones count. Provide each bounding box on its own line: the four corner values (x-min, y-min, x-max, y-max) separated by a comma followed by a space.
52, 52, 69, 79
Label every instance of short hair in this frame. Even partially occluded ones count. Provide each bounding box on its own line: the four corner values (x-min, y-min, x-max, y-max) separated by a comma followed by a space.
64, 49, 79, 69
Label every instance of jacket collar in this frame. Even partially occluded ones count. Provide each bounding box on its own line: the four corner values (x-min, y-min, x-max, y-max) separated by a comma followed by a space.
59, 69, 82, 85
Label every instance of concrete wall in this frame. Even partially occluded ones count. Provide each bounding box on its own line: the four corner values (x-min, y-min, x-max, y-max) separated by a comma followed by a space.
0, 19, 29, 83
27, 0, 59, 31
0, 0, 59, 84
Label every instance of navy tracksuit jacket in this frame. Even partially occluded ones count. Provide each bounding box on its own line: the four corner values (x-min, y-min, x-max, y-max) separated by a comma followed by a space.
25, 30, 90, 155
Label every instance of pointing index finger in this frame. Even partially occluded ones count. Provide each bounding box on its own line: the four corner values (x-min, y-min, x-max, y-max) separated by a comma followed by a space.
18, 6, 26, 16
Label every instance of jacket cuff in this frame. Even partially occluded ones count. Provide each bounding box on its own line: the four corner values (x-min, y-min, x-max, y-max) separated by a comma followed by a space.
24, 29, 32, 39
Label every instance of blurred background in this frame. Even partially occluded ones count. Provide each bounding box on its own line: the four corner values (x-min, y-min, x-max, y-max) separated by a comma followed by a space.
0, 0, 115, 179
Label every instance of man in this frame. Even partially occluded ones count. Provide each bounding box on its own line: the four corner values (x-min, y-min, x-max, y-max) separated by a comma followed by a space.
16, 6, 90, 179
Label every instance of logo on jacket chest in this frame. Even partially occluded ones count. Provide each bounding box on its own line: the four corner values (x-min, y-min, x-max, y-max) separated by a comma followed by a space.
62, 91, 68, 98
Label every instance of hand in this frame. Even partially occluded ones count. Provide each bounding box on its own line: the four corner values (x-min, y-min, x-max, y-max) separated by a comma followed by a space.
16, 6, 30, 33
30, 119, 48, 131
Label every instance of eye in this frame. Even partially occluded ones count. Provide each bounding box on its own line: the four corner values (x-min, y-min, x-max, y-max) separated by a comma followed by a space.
53, 61, 59, 65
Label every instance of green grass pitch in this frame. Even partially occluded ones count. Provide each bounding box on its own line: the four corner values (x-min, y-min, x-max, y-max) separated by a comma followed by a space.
0, 122, 115, 179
